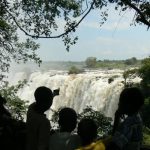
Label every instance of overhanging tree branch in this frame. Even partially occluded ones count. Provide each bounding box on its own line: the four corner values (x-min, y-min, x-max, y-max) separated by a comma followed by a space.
122, 0, 150, 28
5, 0, 95, 39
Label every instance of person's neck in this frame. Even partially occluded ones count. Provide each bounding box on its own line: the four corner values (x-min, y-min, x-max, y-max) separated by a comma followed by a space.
34, 103, 45, 114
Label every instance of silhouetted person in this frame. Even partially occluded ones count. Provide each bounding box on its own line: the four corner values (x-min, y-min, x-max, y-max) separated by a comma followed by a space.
49, 107, 81, 150
106, 87, 144, 150
0, 95, 14, 150
26, 86, 54, 150
0, 95, 27, 150
77, 118, 105, 150
0, 95, 11, 119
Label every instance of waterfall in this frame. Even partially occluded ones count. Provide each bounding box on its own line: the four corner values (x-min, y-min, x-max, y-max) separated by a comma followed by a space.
8, 68, 141, 119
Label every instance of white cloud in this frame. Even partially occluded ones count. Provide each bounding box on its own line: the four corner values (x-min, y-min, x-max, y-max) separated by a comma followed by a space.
102, 21, 130, 30
82, 21, 100, 29
80, 6, 135, 31
96, 36, 123, 45
81, 18, 131, 31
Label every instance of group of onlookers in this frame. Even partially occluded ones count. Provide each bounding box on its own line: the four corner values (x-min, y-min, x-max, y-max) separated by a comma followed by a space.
26, 86, 144, 150
0, 85, 144, 150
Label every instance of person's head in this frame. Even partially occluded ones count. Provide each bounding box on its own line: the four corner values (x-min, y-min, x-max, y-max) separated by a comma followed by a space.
77, 118, 97, 146
58, 107, 77, 132
118, 87, 144, 115
34, 86, 53, 112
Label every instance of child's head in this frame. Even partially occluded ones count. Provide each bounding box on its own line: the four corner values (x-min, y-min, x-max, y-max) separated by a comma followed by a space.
118, 87, 144, 115
77, 118, 97, 146
58, 107, 77, 132
34, 86, 53, 111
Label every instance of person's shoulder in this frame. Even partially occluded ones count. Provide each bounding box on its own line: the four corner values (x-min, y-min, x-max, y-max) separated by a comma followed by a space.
76, 142, 105, 150
27, 103, 49, 122
94, 140, 105, 150
38, 114, 50, 129
50, 131, 69, 139
29, 102, 36, 108
27, 103, 36, 113
76, 143, 95, 150
67, 133, 81, 144
123, 113, 142, 126
49, 132, 60, 141
70, 133, 80, 138
27, 103, 36, 118
49, 132, 69, 147
69, 134, 81, 141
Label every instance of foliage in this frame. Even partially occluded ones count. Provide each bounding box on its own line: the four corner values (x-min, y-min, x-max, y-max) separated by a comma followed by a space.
50, 107, 61, 130
0, 80, 28, 121
124, 57, 138, 65
0, 0, 82, 57
85, 57, 97, 68
108, 0, 150, 28
84, 58, 141, 69
1, 0, 150, 42
1, 0, 149, 41
138, 57, 150, 132
51, 106, 112, 137
123, 68, 139, 87
122, 57, 150, 129
139, 57, 150, 89
68, 66, 84, 74
0, 13, 41, 80
143, 126, 150, 146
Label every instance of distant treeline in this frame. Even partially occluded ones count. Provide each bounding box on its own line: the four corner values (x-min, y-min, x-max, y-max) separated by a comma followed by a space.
68, 57, 142, 74
84, 57, 141, 69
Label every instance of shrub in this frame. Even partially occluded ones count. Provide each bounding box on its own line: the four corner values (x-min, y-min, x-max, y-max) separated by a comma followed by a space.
0, 80, 28, 121
68, 66, 83, 74
85, 57, 97, 68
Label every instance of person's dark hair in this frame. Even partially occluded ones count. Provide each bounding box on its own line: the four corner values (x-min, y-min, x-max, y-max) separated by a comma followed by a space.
58, 107, 77, 132
34, 86, 53, 112
77, 118, 97, 146
34, 86, 53, 103
119, 87, 144, 115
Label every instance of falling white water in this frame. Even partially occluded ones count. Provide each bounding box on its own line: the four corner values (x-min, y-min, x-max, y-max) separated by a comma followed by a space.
8, 67, 141, 119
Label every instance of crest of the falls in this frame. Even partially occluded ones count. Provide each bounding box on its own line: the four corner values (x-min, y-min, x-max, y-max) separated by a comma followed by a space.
8, 69, 141, 119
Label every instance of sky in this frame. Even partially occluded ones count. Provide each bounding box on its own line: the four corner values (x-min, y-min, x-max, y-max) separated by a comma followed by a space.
30, 7, 150, 62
